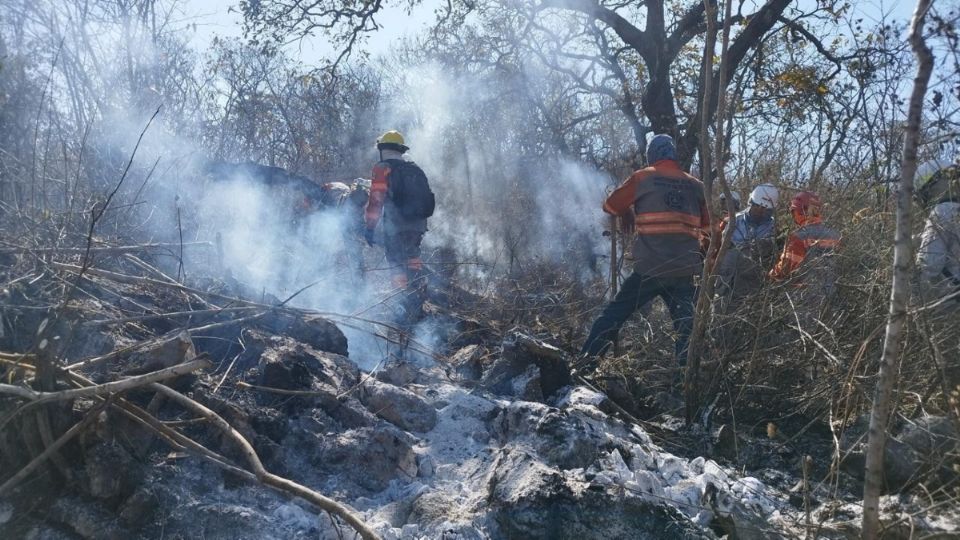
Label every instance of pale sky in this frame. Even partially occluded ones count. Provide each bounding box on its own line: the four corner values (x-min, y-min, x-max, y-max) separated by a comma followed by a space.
180, 0, 437, 66
179, 0, 917, 66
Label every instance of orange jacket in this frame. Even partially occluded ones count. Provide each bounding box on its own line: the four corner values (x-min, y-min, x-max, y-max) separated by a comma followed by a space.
769, 217, 840, 281
364, 161, 390, 230
604, 160, 709, 276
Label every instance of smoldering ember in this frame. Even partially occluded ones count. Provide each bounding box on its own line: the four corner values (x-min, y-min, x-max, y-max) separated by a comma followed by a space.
0, 1, 959, 539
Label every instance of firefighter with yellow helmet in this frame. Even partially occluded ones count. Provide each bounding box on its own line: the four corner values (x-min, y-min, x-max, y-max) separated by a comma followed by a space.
364, 130, 436, 324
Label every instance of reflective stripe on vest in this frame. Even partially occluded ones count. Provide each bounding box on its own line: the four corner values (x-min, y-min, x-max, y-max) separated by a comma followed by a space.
634, 223, 701, 237
634, 211, 703, 228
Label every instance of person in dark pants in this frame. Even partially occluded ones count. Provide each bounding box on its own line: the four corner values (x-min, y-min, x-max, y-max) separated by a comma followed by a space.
582, 274, 696, 362
363, 130, 435, 325
580, 134, 708, 366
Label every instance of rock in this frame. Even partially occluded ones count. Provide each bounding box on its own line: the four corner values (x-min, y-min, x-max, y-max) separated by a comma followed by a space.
254, 340, 360, 412
436, 523, 487, 540
374, 484, 428, 527
377, 361, 419, 387
449, 345, 485, 381
122, 330, 195, 375
400, 523, 420, 539
254, 312, 347, 356
487, 450, 713, 539
317, 426, 418, 492
511, 364, 543, 402
248, 408, 288, 444
493, 402, 610, 470
554, 386, 613, 417
359, 379, 438, 433
839, 414, 958, 492
259, 349, 315, 392
417, 455, 435, 478
321, 394, 379, 429
481, 331, 570, 400
502, 331, 571, 396
196, 391, 256, 440
899, 415, 959, 487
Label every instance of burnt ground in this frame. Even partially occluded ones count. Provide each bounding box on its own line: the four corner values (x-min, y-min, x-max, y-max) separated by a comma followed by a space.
0, 253, 956, 540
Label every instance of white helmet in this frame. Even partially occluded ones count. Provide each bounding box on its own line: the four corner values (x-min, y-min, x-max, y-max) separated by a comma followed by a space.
749, 184, 779, 210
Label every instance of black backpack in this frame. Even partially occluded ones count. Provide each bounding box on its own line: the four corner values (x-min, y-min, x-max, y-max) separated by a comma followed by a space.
385, 159, 435, 220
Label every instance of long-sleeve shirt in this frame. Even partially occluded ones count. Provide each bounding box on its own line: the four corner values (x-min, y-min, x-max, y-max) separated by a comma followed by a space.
769, 219, 840, 294
715, 211, 777, 298
604, 160, 709, 277
364, 160, 392, 231
728, 211, 776, 251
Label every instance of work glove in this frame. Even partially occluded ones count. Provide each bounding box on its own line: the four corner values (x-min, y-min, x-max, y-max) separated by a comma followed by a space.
364, 229, 375, 246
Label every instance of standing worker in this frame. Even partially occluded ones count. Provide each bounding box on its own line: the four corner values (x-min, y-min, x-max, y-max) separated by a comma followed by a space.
915, 163, 960, 304
364, 130, 436, 323
914, 162, 960, 389
579, 134, 708, 367
769, 191, 840, 327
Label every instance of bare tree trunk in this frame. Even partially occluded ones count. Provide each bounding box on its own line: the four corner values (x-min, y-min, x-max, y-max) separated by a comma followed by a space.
861, 1, 933, 536
684, 0, 737, 424
609, 215, 619, 299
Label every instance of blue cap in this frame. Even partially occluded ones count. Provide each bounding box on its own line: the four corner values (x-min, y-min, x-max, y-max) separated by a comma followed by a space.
646, 134, 677, 164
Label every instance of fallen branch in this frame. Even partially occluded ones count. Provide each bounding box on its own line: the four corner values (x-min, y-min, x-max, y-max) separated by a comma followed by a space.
795, 326, 842, 367
0, 357, 210, 404
236, 381, 334, 397
151, 383, 380, 540
0, 352, 37, 361
187, 312, 268, 334
0, 358, 210, 432
109, 397, 256, 481
0, 242, 212, 255
0, 402, 103, 496
81, 306, 258, 327
55, 262, 443, 362
53, 262, 278, 310
59, 370, 370, 534
122, 254, 217, 309
68, 312, 262, 372
0, 356, 37, 372
64, 337, 166, 372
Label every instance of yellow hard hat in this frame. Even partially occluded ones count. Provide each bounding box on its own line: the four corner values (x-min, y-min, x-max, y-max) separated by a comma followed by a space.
376, 130, 408, 151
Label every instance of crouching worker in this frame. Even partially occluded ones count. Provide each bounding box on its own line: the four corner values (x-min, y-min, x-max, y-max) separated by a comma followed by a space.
769, 191, 840, 330
579, 134, 708, 368
715, 184, 779, 311
364, 130, 436, 325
